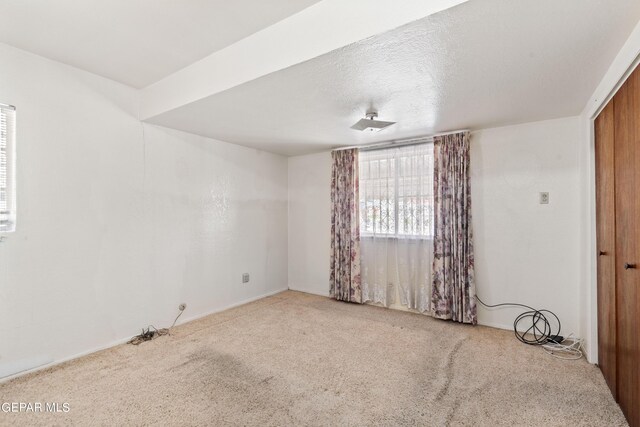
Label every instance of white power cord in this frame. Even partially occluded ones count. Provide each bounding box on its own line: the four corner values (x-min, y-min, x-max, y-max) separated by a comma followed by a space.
541, 334, 584, 360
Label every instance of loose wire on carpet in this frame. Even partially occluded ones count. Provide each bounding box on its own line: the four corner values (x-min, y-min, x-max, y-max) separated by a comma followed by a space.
127, 309, 185, 345
475, 295, 583, 360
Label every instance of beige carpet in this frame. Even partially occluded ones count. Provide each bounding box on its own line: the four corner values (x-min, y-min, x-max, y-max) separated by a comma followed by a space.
0, 291, 626, 426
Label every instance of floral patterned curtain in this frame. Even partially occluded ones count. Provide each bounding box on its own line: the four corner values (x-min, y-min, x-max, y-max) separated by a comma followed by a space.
431, 132, 477, 324
330, 149, 362, 303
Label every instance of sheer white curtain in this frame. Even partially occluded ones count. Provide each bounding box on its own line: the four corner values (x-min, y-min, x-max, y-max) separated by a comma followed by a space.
359, 142, 434, 313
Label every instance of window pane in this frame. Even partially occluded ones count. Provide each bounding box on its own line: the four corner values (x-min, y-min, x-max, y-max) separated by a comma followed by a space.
359, 142, 433, 238
0, 104, 15, 233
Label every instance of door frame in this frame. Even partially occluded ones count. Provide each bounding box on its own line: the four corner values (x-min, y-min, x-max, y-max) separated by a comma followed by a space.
582, 23, 640, 363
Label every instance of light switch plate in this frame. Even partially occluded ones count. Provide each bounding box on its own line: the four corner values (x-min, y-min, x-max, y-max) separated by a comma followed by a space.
539, 192, 550, 204
242, 273, 250, 283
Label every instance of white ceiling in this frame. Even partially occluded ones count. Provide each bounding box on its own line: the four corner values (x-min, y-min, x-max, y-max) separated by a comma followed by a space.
0, 0, 320, 88
148, 0, 640, 156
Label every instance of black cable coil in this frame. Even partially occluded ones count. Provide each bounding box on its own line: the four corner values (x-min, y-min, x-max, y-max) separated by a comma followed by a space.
475, 296, 561, 345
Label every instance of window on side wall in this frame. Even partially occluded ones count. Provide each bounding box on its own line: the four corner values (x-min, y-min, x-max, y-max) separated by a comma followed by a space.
0, 103, 16, 233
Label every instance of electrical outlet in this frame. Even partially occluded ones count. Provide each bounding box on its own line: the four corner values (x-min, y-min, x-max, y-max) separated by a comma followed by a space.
539, 192, 550, 204
242, 273, 250, 283
178, 303, 186, 311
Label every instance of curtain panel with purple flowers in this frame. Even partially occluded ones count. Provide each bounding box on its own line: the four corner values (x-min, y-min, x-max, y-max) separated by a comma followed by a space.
330, 149, 362, 303
431, 132, 477, 324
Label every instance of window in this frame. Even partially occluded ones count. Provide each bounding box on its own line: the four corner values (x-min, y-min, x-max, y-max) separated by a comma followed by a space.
359, 142, 434, 238
0, 104, 16, 233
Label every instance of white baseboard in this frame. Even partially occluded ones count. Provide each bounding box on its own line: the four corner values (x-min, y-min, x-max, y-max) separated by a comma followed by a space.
289, 289, 533, 334
0, 336, 133, 384
476, 320, 518, 332
0, 287, 289, 384
176, 287, 289, 326
287, 285, 330, 298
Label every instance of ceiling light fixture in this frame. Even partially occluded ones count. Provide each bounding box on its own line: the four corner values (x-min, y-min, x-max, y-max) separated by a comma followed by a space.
350, 111, 396, 132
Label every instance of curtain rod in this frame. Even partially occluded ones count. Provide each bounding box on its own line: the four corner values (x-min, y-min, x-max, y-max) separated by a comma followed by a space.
332, 129, 470, 152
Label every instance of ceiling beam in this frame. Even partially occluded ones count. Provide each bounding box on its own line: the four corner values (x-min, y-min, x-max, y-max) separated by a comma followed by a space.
139, 0, 468, 121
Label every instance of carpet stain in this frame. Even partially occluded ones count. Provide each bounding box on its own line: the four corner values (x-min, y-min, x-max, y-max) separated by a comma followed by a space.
434, 335, 467, 403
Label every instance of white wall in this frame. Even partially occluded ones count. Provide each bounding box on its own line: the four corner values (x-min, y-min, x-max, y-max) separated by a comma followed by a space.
472, 118, 581, 334
0, 43, 288, 379
288, 152, 332, 296
288, 117, 582, 335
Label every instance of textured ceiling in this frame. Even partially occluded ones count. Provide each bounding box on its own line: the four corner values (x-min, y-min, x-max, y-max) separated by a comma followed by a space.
148, 0, 640, 156
0, 0, 320, 88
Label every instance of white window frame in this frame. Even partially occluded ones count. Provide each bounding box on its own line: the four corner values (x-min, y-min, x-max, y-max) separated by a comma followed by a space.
0, 103, 16, 233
